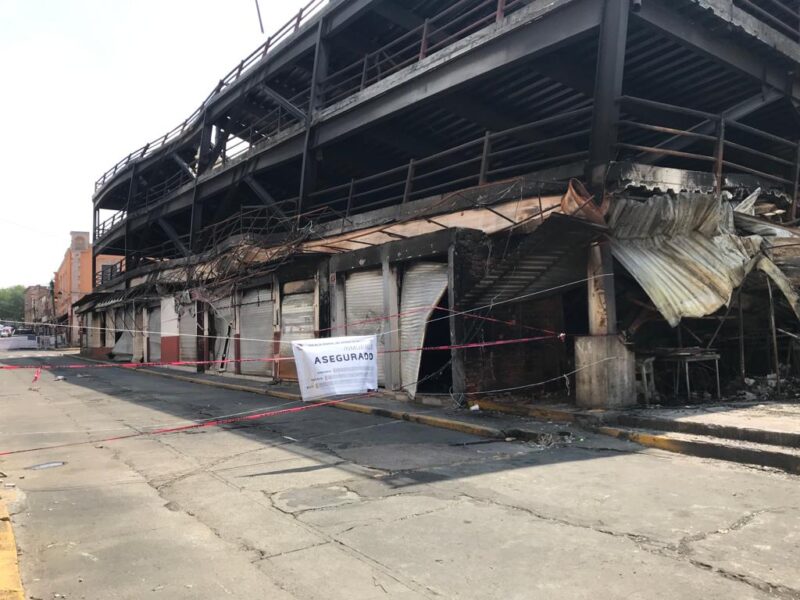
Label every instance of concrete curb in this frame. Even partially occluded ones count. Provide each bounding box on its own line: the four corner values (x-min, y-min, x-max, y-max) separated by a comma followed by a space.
72, 357, 518, 440
611, 413, 800, 449
0, 495, 24, 600
72, 357, 798, 469
594, 426, 800, 475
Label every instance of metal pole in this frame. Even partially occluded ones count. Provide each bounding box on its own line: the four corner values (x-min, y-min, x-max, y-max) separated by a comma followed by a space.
402, 159, 415, 203
419, 19, 430, 60
738, 288, 746, 381
767, 277, 781, 396
791, 140, 800, 221
496, 0, 506, 22
479, 131, 492, 184
714, 117, 725, 198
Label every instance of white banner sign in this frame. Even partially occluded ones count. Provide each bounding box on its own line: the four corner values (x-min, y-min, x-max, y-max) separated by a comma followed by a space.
291, 335, 378, 401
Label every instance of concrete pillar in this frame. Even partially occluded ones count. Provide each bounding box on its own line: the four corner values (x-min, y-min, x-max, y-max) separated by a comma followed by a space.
576, 241, 635, 407
588, 241, 617, 335
132, 306, 144, 362
575, 336, 636, 408
161, 297, 180, 363
143, 306, 150, 362
382, 258, 400, 391
88, 312, 101, 349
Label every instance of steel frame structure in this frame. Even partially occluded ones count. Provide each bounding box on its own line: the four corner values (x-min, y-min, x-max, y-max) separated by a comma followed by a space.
92, 0, 800, 289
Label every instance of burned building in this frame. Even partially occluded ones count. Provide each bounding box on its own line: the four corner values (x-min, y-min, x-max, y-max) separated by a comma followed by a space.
79, 0, 800, 407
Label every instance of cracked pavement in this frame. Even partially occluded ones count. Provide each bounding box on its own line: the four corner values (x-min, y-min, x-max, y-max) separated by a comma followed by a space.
1, 352, 799, 599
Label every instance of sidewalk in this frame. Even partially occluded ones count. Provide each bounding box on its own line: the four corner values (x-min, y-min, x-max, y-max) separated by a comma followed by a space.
79, 359, 800, 474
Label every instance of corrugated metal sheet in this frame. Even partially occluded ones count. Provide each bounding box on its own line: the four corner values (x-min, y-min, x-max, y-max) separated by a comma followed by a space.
609, 193, 757, 327
240, 288, 274, 376
400, 262, 449, 399
346, 269, 386, 386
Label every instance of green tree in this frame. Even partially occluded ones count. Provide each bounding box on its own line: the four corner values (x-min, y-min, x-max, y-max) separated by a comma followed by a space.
0, 285, 25, 324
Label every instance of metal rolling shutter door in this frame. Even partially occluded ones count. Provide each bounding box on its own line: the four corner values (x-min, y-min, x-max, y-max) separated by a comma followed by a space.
179, 304, 198, 363
212, 298, 235, 372
112, 306, 134, 359
240, 288, 274, 376
400, 263, 449, 398
148, 307, 161, 362
280, 291, 315, 380
345, 269, 386, 386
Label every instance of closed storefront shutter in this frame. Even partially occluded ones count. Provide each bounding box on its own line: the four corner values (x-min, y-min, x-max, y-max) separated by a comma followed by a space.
112, 306, 134, 360
279, 285, 315, 380
148, 307, 161, 362
211, 298, 235, 372
400, 263, 449, 398
240, 288, 274, 376
179, 303, 198, 363
345, 269, 386, 386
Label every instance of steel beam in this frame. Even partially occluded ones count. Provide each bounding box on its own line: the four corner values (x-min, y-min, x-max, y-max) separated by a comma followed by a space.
259, 84, 307, 121
317, 0, 602, 145
587, 0, 630, 191
299, 18, 329, 212
244, 175, 290, 223
634, 0, 800, 101
102, 0, 601, 244
171, 153, 196, 178
157, 217, 190, 257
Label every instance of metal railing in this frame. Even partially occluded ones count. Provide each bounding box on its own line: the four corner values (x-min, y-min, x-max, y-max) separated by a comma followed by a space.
95, 210, 127, 239
94, 0, 328, 193
95, 258, 126, 287
94, 0, 534, 198
733, 0, 800, 42
94, 105, 593, 271
321, 0, 528, 107
298, 106, 591, 218
617, 95, 800, 216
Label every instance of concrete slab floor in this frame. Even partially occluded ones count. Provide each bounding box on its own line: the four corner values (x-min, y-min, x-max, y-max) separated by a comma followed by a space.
0, 352, 798, 599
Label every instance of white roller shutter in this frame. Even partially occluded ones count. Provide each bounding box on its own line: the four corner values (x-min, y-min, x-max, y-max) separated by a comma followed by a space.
148, 307, 161, 362
211, 297, 235, 372
345, 269, 386, 386
400, 263, 449, 398
280, 291, 315, 379
112, 306, 134, 360
240, 288, 274, 376
179, 303, 198, 363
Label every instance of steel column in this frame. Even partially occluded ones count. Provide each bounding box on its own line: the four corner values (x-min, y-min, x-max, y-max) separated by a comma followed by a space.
587, 0, 630, 192
298, 19, 329, 216
447, 243, 466, 402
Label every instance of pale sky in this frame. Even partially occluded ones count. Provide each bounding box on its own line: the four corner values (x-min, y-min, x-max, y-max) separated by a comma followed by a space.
0, 0, 307, 288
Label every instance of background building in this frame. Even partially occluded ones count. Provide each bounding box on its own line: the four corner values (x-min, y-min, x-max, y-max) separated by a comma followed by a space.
23, 285, 52, 327
53, 231, 117, 345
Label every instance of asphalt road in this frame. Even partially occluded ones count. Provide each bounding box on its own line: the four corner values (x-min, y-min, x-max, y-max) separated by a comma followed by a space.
1, 351, 799, 599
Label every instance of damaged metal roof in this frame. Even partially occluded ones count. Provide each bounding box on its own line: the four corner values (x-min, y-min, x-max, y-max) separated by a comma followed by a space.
609, 193, 758, 327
